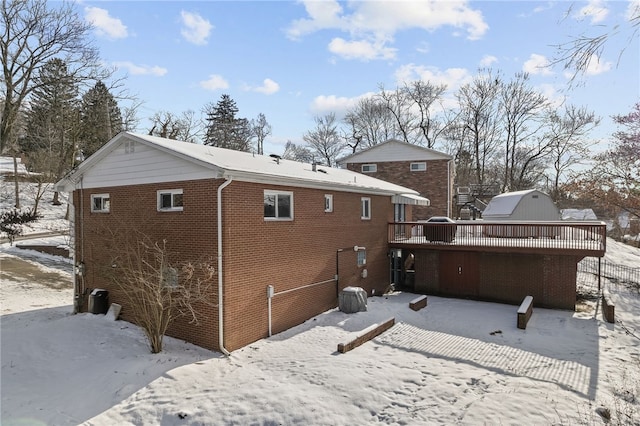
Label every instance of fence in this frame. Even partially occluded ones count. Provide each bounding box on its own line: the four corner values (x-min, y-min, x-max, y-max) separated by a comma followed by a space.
577, 257, 640, 295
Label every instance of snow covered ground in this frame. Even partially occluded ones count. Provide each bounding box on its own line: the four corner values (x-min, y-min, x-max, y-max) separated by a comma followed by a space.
1, 183, 640, 425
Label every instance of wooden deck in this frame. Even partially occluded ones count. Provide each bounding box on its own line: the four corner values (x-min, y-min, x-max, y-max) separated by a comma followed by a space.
388, 221, 606, 257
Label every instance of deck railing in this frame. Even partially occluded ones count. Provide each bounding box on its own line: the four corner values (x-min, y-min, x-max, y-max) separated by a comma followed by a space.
389, 221, 607, 255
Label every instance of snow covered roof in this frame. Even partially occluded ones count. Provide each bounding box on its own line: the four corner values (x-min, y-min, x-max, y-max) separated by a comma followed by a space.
337, 139, 453, 164
481, 189, 561, 221
561, 209, 598, 221
58, 132, 429, 202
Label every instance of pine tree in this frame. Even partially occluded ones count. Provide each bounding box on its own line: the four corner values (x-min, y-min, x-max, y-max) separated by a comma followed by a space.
203, 94, 252, 151
80, 81, 122, 157
22, 58, 81, 205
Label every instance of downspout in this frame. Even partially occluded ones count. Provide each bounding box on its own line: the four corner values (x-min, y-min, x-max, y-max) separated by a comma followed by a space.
217, 176, 233, 356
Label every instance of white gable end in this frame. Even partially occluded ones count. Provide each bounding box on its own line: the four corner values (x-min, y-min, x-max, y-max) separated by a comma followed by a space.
339, 140, 452, 164
80, 138, 219, 189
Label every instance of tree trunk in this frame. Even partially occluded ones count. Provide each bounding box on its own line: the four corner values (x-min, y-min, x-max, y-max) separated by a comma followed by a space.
13, 155, 20, 208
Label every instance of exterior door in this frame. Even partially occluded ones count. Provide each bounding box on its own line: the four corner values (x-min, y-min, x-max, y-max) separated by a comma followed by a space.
440, 251, 479, 298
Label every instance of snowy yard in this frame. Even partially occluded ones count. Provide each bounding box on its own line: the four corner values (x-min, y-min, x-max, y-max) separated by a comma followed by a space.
1, 183, 640, 425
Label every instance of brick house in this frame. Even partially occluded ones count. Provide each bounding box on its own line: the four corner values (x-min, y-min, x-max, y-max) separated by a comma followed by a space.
338, 140, 454, 220
55, 132, 429, 353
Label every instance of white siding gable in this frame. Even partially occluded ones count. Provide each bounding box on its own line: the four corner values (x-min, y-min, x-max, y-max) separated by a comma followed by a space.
81, 139, 219, 189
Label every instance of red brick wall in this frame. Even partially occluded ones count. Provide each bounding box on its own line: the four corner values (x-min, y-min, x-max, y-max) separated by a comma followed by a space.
74, 180, 219, 350
219, 181, 394, 351
410, 249, 578, 310
345, 159, 452, 220
74, 178, 397, 352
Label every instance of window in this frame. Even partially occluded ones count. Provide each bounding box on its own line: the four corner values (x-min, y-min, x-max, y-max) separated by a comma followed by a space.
91, 194, 110, 213
124, 140, 135, 154
361, 197, 371, 220
162, 266, 178, 288
410, 162, 427, 172
357, 250, 367, 266
324, 194, 333, 212
157, 189, 183, 211
264, 190, 293, 220
361, 164, 377, 173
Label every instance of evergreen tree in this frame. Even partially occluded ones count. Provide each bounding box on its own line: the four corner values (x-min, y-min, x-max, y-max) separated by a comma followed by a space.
203, 94, 252, 151
22, 58, 81, 204
80, 81, 122, 157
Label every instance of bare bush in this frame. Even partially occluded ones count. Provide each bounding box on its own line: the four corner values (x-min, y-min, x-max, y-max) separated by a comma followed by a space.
105, 233, 215, 353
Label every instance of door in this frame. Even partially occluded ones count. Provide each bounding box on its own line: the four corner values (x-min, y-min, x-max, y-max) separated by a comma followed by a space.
440, 251, 479, 298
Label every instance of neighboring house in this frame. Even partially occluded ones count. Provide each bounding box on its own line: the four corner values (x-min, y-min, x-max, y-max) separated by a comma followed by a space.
482, 189, 560, 221
55, 132, 429, 353
337, 140, 454, 220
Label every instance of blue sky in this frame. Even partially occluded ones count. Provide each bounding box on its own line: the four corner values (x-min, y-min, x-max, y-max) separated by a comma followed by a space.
80, 0, 639, 155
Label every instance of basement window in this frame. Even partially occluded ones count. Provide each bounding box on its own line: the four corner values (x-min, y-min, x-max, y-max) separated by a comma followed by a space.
90, 194, 110, 213
157, 189, 183, 212
361, 164, 377, 173
264, 190, 293, 220
410, 162, 427, 172
357, 250, 367, 266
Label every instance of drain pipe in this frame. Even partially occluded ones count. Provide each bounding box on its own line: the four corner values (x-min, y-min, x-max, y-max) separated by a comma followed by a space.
217, 177, 233, 356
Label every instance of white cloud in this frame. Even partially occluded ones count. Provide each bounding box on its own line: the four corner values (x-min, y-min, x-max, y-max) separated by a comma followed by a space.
523, 54, 553, 76
180, 11, 213, 45
309, 94, 362, 117
328, 38, 396, 61
113, 62, 167, 76
287, 0, 488, 61
584, 54, 612, 75
245, 78, 280, 95
536, 83, 566, 108
200, 74, 229, 91
394, 64, 471, 91
575, 0, 609, 24
85, 7, 128, 39
479, 55, 498, 67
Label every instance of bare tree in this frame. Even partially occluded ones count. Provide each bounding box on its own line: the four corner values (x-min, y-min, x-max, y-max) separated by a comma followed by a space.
403, 81, 449, 148
545, 105, 599, 201
452, 70, 502, 190
148, 110, 202, 142
105, 232, 216, 353
499, 73, 550, 191
250, 113, 272, 155
554, 3, 639, 81
377, 85, 416, 143
303, 113, 345, 166
282, 140, 314, 163
1, 0, 106, 155
343, 97, 396, 149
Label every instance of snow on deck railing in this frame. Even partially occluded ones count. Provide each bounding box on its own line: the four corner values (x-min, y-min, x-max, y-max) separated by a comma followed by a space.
389, 221, 606, 255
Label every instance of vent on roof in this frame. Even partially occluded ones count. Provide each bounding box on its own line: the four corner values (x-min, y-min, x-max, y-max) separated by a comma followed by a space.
270, 154, 281, 164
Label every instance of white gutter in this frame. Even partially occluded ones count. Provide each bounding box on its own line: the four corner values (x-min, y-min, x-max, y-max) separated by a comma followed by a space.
217, 177, 233, 356
447, 159, 453, 218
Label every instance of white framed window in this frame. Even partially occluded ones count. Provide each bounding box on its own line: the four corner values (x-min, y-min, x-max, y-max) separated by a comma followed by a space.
90, 194, 110, 213
361, 164, 377, 173
324, 194, 333, 212
357, 250, 367, 266
361, 197, 371, 220
264, 190, 293, 220
410, 162, 427, 171
157, 189, 183, 212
